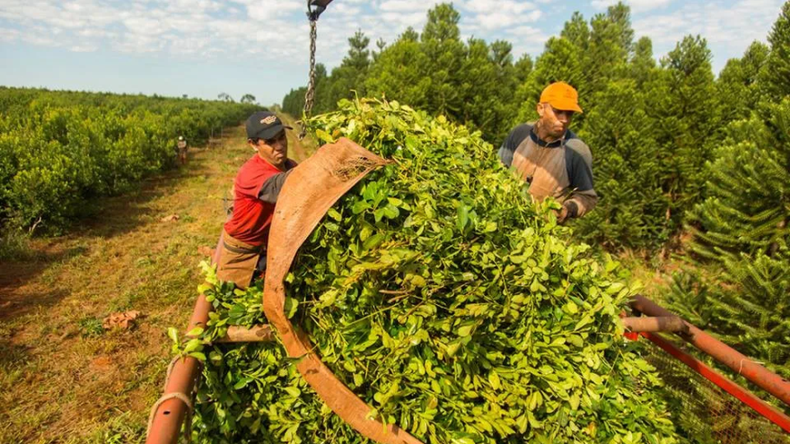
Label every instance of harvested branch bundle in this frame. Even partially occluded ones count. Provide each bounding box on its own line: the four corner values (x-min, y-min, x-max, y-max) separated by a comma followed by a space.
192, 98, 678, 444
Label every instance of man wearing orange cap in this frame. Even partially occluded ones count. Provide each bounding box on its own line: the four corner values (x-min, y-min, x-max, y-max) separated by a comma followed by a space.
498, 81, 598, 223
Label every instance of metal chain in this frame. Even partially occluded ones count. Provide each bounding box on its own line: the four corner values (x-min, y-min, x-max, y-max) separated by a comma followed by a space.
299, 18, 318, 139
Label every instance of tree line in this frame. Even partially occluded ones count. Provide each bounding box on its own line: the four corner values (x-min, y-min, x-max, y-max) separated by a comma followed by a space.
0, 88, 262, 234
284, 1, 790, 387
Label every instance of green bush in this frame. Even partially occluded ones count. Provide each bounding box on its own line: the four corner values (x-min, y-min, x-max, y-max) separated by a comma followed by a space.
0, 87, 261, 233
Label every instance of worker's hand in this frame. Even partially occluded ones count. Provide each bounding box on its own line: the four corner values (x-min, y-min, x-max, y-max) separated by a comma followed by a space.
554, 205, 569, 224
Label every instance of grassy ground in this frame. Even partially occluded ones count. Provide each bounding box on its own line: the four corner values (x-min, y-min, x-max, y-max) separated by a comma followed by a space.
0, 122, 313, 443
614, 250, 686, 303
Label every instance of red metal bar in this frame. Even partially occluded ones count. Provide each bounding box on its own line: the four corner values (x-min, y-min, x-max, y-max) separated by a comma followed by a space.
641, 331, 790, 434
630, 295, 790, 407
146, 237, 222, 444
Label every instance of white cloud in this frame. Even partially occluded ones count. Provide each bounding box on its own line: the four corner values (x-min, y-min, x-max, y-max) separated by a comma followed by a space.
380, 11, 426, 27
245, 0, 301, 21
472, 9, 542, 30
507, 25, 549, 41
70, 43, 98, 52
0, 0, 550, 66
380, 0, 427, 12
456, 0, 542, 39
591, 0, 674, 13
332, 3, 362, 16
0, 27, 18, 41
462, 0, 537, 14
0, 0, 308, 60
632, 0, 782, 46
630, 0, 783, 72
2, 0, 780, 85
123, 16, 166, 36
505, 24, 550, 55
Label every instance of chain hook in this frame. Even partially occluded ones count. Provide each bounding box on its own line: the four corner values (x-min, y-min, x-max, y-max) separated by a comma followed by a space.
300, 0, 325, 140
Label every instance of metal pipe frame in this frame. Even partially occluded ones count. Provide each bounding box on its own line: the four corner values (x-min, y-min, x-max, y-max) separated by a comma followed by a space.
640, 331, 790, 434
630, 295, 790, 408
621, 316, 688, 333
146, 238, 222, 444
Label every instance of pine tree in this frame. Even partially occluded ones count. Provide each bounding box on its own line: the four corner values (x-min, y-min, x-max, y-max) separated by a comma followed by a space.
458, 38, 517, 143
585, 3, 634, 95
281, 87, 306, 116
421, 3, 461, 42
716, 41, 769, 124
372, 38, 387, 63
282, 64, 327, 116
311, 63, 331, 114
488, 40, 520, 142
605, 2, 635, 55
489, 39, 513, 68
573, 79, 668, 249
460, 38, 499, 137
514, 53, 533, 84
668, 3, 790, 382
401, 26, 419, 42
687, 98, 790, 259
322, 30, 372, 112
647, 35, 718, 233
420, 3, 466, 117
686, 5, 789, 258
560, 11, 590, 51
631, 36, 656, 87
365, 30, 432, 111
759, 1, 790, 99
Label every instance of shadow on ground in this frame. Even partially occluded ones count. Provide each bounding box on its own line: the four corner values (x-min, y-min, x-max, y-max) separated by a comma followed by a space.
0, 151, 216, 319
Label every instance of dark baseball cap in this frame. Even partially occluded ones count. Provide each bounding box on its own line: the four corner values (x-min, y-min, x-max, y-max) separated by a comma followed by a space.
245, 111, 292, 140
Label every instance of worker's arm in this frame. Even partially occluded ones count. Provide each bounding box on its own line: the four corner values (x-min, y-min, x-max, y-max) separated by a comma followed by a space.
497, 124, 532, 168
562, 140, 598, 220
258, 170, 293, 203
561, 190, 598, 220
257, 160, 298, 204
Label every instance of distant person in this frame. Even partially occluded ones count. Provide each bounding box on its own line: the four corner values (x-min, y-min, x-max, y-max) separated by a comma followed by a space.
498, 82, 598, 223
216, 112, 297, 288
177, 136, 188, 165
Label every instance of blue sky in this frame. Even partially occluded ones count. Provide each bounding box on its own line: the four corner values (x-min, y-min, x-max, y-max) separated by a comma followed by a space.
0, 0, 784, 106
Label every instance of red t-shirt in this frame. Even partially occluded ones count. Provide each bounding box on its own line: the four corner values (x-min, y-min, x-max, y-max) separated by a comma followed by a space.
224, 155, 295, 246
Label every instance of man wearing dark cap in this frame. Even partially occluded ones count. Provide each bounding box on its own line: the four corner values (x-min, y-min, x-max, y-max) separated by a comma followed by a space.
217, 111, 297, 287
498, 81, 598, 223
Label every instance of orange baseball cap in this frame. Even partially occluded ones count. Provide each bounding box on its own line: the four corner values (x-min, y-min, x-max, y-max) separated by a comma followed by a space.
539, 81, 583, 113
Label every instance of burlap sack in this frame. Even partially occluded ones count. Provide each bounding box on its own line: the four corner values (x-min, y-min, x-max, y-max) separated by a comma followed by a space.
262, 138, 422, 444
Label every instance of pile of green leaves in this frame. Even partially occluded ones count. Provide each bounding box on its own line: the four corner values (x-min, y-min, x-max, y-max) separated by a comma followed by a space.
191, 98, 678, 444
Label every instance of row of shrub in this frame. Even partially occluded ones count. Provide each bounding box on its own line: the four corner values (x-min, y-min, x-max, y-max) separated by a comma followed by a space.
0, 87, 261, 234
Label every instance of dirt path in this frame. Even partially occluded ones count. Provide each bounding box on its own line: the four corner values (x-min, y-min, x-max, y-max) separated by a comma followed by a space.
0, 125, 314, 443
